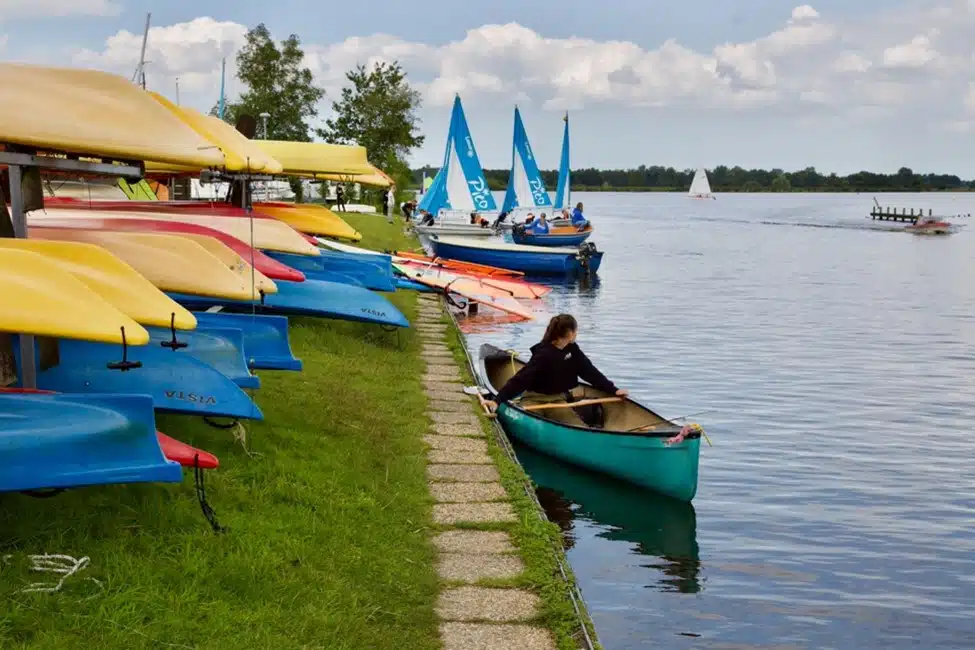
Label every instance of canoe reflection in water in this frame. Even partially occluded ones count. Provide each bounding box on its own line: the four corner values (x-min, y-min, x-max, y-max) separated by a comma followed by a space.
517, 444, 702, 594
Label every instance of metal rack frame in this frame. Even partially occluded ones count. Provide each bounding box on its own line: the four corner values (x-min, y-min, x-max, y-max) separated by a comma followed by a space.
1, 150, 143, 388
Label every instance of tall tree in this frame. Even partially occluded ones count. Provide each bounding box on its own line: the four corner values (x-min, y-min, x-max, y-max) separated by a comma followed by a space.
316, 62, 425, 193
213, 24, 324, 143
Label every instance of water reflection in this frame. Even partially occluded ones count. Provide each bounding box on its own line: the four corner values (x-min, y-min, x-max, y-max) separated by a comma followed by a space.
516, 444, 702, 594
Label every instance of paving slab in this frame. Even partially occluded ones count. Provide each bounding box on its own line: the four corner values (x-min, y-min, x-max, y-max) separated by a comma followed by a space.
430, 422, 484, 438
424, 434, 487, 452
428, 449, 493, 465
440, 623, 556, 650
433, 530, 516, 555
427, 464, 500, 482
426, 400, 472, 413
425, 364, 463, 377
429, 482, 507, 503
422, 380, 465, 393
425, 389, 469, 403
429, 411, 480, 426
437, 587, 540, 622
433, 502, 517, 524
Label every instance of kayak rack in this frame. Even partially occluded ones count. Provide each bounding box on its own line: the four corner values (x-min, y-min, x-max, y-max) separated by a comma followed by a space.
1, 149, 144, 389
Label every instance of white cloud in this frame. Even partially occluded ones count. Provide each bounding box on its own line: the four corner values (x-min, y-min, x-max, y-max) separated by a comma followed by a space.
64, 1, 975, 133
0, 0, 119, 19
882, 35, 938, 68
965, 83, 975, 112
71, 17, 247, 103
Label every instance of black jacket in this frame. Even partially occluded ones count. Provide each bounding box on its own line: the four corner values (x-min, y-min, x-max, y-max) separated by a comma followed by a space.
494, 342, 617, 404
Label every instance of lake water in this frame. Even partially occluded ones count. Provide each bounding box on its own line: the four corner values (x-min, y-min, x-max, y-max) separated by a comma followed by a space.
454, 192, 975, 650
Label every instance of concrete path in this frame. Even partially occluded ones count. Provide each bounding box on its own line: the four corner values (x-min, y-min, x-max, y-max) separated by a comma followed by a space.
416, 294, 556, 650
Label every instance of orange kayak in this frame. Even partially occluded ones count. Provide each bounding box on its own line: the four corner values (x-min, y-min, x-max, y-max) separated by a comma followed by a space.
394, 251, 524, 278
395, 261, 550, 300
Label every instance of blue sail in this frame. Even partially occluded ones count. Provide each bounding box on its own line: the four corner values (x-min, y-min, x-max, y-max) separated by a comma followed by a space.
501, 106, 552, 214
417, 95, 495, 215
553, 112, 571, 210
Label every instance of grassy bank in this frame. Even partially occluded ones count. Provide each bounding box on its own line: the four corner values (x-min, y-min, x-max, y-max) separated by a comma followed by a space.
0, 214, 440, 649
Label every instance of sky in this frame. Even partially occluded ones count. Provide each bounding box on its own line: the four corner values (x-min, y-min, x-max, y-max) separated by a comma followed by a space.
2, 0, 975, 176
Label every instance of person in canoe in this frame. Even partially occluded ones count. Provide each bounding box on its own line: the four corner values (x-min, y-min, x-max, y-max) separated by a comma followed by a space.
530, 213, 551, 235
571, 202, 590, 231
484, 314, 628, 427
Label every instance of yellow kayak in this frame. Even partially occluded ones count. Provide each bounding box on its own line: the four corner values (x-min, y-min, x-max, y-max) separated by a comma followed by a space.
28, 229, 264, 301
254, 202, 362, 241
34, 207, 320, 256
0, 248, 149, 345
176, 233, 278, 295
0, 239, 196, 330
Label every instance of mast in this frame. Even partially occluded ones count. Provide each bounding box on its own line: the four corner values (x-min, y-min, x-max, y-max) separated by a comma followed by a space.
132, 13, 151, 88
218, 57, 227, 120
564, 112, 571, 209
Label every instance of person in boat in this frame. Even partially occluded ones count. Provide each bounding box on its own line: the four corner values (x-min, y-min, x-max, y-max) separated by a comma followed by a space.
484, 314, 628, 427
571, 202, 589, 231
419, 210, 436, 226
524, 212, 535, 225
530, 213, 551, 235
491, 211, 509, 229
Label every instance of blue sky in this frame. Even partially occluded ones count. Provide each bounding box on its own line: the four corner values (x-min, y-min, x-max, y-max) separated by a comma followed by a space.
3, 0, 974, 176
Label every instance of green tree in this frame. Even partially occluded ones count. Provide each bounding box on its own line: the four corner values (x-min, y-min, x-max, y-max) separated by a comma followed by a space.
212, 24, 324, 143
770, 173, 792, 192
317, 62, 425, 199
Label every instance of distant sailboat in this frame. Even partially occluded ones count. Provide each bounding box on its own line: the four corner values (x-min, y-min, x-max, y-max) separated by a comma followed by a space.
688, 168, 715, 200
500, 106, 553, 220
553, 112, 571, 212
415, 95, 497, 236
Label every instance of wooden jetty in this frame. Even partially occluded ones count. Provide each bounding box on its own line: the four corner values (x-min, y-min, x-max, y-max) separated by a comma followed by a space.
870, 206, 936, 224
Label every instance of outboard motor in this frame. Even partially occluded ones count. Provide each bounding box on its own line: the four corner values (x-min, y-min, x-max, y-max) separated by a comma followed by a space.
576, 242, 599, 273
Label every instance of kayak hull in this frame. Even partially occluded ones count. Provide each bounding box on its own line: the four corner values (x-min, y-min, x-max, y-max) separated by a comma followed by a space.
267, 250, 396, 292
168, 278, 410, 328
191, 312, 301, 371
0, 392, 183, 492
146, 325, 259, 389
13, 337, 263, 420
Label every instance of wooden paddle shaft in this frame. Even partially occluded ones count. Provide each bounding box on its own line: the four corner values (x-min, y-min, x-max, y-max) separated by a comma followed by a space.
522, 397, 622, 412
475, 391, 498, 419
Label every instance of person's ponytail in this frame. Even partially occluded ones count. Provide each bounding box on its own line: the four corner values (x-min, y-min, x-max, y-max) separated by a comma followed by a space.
541, 314, 578, 344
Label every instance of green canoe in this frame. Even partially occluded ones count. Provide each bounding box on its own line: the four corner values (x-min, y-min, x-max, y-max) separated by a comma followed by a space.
479, 344, 701, 502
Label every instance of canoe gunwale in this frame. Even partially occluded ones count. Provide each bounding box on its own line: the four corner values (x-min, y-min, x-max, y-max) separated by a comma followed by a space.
478, 344, 699, 441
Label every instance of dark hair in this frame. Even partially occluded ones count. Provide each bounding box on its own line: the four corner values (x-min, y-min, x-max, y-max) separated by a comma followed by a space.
575, 202, 583, 210
542, 314, 577, 344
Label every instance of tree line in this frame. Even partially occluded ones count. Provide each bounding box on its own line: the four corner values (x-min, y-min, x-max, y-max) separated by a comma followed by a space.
412, 165, 974, 193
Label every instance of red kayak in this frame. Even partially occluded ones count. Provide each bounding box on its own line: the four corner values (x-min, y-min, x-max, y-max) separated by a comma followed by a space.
42, 198, 321, 246
25, 216, 305, 282
0, 388, 218, 469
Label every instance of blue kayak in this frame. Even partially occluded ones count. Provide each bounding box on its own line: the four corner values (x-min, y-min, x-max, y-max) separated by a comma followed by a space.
146, 325, 259, 390
12, 337, 263, 420
0, 392, 182, 492
168, 278, 409, 328
430, 236, 603, 276
191, 311, 301, 371
267, 250, 396, 292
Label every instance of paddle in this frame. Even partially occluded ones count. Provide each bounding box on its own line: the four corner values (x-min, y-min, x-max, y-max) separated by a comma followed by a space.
522, 397, 623, 412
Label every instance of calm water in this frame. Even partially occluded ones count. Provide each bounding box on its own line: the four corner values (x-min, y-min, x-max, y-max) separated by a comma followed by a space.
455, 192, 975, 650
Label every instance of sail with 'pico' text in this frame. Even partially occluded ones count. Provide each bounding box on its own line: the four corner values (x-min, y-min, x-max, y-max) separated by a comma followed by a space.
417, 95, 497, 215
500, 107, 553, 215
553, 112, 571, 210
688, 168, 713, 198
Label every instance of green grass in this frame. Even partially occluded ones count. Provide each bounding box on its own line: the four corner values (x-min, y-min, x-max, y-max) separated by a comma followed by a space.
0, 214, 441, 649
440, 323, 602, 650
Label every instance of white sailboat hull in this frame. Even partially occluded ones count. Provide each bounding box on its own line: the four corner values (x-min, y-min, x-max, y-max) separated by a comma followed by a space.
414, 223, 497, 237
